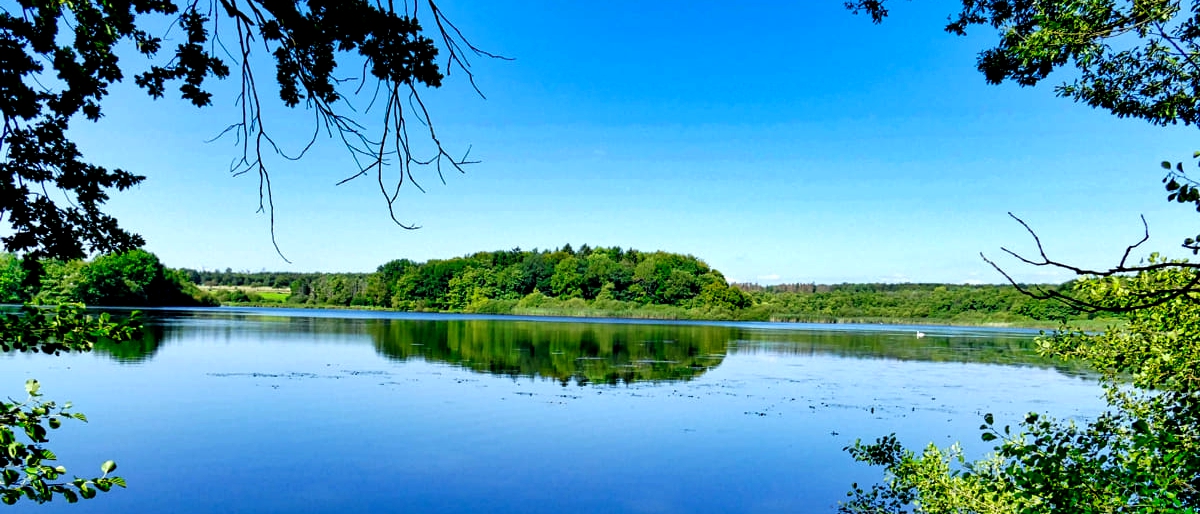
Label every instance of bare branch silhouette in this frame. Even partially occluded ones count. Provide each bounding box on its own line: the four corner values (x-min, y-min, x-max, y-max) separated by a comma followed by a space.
201, 0, 507, 259
984, 213, 1200, 313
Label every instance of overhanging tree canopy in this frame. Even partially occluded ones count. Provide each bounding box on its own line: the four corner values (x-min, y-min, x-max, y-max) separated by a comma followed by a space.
841, 2, 1200, 511
1, 0, 499, 261
850, 0, 1200, 310
0, 0, 497, 505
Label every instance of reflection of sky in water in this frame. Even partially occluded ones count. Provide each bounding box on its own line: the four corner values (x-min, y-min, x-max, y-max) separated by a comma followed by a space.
0, 308, 1105, 513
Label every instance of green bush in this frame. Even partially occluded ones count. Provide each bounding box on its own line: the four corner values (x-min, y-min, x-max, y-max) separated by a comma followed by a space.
842, 261, 1200, 513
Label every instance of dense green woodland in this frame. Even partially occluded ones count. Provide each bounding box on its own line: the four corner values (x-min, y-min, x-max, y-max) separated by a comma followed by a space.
0, 251, 214, 307
187, 245, 752, 312
0, 246, 1100, 325
183, 245, 1098, 325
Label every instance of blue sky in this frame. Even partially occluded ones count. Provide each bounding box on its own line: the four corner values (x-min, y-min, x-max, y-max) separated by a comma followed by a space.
73, 0, 1199, 283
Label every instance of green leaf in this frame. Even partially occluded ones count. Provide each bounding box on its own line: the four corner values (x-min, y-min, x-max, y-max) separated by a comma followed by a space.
100, 460, 116, 474
24, 380, 39, 396
984, 413, 994, 425
981, 432, 997, 442
1132, 419, 1149, 434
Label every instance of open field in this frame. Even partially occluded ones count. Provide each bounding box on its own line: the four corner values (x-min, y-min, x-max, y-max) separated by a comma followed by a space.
200, 285, 290, 303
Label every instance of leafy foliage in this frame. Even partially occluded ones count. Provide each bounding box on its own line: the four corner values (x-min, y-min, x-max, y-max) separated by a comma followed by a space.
0, 252, 189, 505
848, 0, 1200, 126
192, 246, 751, 311
1, 0, 491, 260
849, 0, 1200, 257
0, 1, 488, 507
840, 1, 1200, 511
841, 266, 1200, 513
0, 255, 23, 304
1, 379, 126, 505
0, 305, 139, 505
16, 250, 215, 307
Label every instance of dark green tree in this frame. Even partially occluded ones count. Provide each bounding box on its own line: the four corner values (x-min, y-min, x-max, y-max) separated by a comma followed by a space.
0, 255, 24, 303
550, 256, 583, 298
518, 252, 554, 294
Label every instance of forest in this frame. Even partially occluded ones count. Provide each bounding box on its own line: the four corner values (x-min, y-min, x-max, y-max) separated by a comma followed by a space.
0, 245, 1105, 326
180, 245, 1101, 326
0, 250, 215, 307
184, 245, 751, 314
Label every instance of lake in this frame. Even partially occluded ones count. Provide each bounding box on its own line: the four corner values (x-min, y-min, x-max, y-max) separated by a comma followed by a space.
1, 308, 1105, 513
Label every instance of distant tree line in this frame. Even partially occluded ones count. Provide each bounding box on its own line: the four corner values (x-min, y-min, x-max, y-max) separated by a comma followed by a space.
184, 245, 752, 313
186, 245, 1098, 325
0, 250, 215, 307
739, 282, 1086, 323
0, 245, 1099, 324
181, 269, 328, 289
0, 245, 1103, 324
734, 282, 825, 294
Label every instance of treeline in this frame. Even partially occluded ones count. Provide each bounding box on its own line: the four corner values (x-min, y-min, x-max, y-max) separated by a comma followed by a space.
181, 269, 326, 289
0, 246, 1104, 326
742, 283, 1085, 324
735, 282, 827, 294
188, 245, 1100, 326
0, 250, 215, 307
184, 245, 752, 314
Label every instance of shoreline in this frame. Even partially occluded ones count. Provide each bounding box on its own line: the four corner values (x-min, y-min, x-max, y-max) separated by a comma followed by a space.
210, 301, 1118, 331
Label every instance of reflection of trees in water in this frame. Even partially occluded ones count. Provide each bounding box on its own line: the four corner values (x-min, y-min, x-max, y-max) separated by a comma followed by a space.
92, 323, 164, 363
90, 310, 378, 363
369, 320, 732, 385
729, 330, 1091, 376
85, 310, 1085, 379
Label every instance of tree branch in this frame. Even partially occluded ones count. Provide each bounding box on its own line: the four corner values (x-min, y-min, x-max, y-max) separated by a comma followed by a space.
985, 213, 1200, 313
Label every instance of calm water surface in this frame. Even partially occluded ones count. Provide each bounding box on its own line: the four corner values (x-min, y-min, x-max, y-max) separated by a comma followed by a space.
1, 308, 1105, 513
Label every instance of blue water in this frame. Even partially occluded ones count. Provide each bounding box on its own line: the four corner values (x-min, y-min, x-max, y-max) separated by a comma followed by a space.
1, 308, 1103, 513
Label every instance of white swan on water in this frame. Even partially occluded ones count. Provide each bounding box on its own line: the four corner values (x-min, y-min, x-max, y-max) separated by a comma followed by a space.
915, 331, 926, 338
